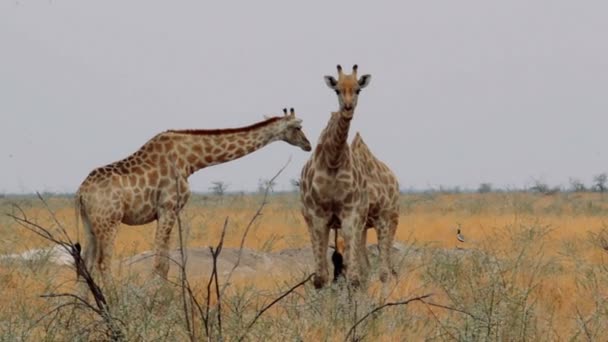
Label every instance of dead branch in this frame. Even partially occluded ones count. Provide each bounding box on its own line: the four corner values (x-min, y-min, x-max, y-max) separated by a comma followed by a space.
238, 273, 314, 342
422, 300, 481, 320
7, 200, 125, 341
174, 173, 195, 342
203, 217, 228, 340
220, 157, 291, 296
344, 294, 434, 342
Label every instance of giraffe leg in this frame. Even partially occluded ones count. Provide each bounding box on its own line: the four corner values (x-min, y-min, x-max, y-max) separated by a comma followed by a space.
154, 209, 177, 279
95, 224, 119, 288
79, 224, 98, 297
304, 213, 330, 289
359, 228, 370, 271
377, 215, 398, 282
82, 230, 97, 278
341, 211, 364, 287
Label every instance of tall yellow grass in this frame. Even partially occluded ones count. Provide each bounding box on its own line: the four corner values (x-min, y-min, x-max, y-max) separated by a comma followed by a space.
1, 191, 607, 340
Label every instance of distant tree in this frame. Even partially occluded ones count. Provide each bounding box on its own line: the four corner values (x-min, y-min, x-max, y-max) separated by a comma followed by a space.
529, 179, 549, 194
477, 183, 493, 194
529, 179, 559, 195
568, 178, 587, 192
258, 178, 276, 194
209, 181, 228, 196
439, 185, 461, 194
593, 173, 607, 193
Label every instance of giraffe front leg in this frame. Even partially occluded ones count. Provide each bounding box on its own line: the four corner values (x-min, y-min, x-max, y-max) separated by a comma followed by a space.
154, 209, 177, 279
304, 213, 330, 288
341, 212, 364, 288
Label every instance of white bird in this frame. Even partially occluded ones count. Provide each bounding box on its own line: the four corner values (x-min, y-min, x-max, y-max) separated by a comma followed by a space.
456, 228, 465, 243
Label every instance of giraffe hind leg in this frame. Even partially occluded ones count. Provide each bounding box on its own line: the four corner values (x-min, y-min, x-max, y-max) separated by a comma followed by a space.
376, 215, 398, 282
95, 223, 119, 288
80, 210, 99, 278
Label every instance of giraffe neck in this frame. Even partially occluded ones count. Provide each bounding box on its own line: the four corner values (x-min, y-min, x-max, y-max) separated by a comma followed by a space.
159, 117, 283, 176
316, 111, 353, 169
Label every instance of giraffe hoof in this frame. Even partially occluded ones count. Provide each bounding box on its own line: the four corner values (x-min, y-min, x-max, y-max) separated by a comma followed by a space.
313, 275, 327, 289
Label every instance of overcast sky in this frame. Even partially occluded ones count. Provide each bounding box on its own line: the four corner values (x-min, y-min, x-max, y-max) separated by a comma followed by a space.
1, 1, 606, 193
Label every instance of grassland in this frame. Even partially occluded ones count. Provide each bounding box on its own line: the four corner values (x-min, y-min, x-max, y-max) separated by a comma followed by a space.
1, 191, 607, 341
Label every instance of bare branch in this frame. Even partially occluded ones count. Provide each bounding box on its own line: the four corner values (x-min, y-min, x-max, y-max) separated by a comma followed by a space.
172, 167, 195, 342
204, 217, 228, 339
344, 294, 434, 342
7, 202, 124, 341
41, 293, 102, 315
221, 157, 291, 296
239, 273, 314, 342
422, 300, 481, 320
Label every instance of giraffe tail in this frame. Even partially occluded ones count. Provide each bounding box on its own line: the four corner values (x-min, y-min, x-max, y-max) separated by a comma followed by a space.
74, 192, 81, 244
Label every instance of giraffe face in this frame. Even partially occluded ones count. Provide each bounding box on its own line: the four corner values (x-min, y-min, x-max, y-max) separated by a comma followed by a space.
324, 64, 371, 112
279, 108, 312, 152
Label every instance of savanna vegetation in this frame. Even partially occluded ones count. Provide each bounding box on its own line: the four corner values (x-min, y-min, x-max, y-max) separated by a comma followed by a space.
1, 188, 607, 341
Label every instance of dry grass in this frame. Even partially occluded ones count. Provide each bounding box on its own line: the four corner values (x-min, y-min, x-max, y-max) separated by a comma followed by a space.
1, 191, 607, 340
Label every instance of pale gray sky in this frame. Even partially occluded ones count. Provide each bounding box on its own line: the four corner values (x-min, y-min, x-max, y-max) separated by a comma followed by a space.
1, 1, 606, 193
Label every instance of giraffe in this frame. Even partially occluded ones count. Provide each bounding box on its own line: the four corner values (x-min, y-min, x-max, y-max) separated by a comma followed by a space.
300, 65, 371, 288
76, 108, 311, 282
322, 64, 400, 283
327, 64, 400, 282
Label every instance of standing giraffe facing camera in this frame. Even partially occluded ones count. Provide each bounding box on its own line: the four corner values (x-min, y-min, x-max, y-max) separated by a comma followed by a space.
77, 108, 311, 283
328, 64, 400, 282
300, 65, 371, 288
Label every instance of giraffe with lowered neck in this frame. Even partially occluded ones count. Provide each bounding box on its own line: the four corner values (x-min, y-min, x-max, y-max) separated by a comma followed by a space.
77, 108, 311, 282
300, 65, 371, 288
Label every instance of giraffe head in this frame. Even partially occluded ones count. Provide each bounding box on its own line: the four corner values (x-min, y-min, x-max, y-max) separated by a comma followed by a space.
324, 64, 371, 112
276, 108, 312, 151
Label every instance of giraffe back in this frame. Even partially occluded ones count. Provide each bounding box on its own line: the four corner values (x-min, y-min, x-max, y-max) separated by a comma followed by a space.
351, 133, 399, 227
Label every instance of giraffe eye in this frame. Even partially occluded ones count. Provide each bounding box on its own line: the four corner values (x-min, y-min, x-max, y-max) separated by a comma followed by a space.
335, 90, 340, 95
355, 89, 361, 94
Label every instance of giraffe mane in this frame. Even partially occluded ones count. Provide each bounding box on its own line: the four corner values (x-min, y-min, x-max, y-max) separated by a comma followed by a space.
166, 116, 282, 135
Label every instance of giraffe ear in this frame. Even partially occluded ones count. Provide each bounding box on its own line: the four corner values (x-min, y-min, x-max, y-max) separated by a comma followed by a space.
324, 76, 338, 89
358, 74, 371, 89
